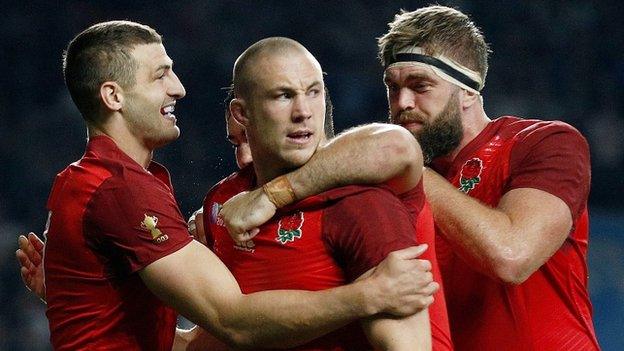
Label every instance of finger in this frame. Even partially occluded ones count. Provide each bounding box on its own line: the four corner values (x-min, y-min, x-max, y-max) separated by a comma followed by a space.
419, 295, 434, 308
247, 228, 260, 238
238, 228, 261, 242
195, 213, 205, 235
389, 244, 428, 260
16, 250, 33, 269
28, 232, 45, 251
20, 266, 32, 285
188, 219, 197, 236
415, 259, 432, 272
18, 235, 29, 250
423, 281, 440, 295
23, 236, 43, 266
234, 232, 250, 243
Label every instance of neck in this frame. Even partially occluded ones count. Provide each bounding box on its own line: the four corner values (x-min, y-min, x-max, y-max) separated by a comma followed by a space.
88, 116, 153, 169
444, 103, 490, 163
253, 159, 292, 187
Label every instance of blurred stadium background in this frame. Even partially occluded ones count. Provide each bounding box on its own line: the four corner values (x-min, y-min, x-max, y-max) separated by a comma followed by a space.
0, 1, 622, 349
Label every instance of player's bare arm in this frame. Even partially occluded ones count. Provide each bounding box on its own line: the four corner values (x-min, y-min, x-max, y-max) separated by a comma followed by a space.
141, 242, 434, 349
358, 262, 434, 351
423, 168, 572, 284
173, 326, 229, 351
220, 123, 424, 241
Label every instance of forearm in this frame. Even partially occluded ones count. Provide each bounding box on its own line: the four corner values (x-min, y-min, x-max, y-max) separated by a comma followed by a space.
424, 168, 511, 269
288, 123, 422, 200
173, 326, 229, 351
142, 242, 374, 349
423, 168, 570, 283
362, 310, 431, 351
220, 280, 373, 349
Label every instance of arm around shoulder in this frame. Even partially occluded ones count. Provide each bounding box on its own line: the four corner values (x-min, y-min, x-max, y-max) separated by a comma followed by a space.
141, 240, 434, 349
290, 123, 423, 200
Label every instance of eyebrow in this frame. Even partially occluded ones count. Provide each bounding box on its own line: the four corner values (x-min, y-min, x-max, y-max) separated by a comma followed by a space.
155, 62, 173, 73
385, 72, 434, 85
272, 80, 323, 92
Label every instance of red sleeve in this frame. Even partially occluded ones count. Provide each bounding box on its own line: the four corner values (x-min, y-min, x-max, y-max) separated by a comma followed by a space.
508, 121, 590, 220
322, 187, 418, 281
398, 180, 425, 219
85, 176, 193, 274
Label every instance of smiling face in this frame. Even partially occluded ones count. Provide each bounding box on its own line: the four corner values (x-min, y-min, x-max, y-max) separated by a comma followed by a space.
385, 64, 463, 163
238, 49, 326, 180
122, 43, 186, 149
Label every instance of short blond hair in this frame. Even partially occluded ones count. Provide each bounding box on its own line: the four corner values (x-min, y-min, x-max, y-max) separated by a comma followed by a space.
378, 6, 490, 84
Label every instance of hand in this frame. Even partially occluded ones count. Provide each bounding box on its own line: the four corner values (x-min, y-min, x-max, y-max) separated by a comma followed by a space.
16, 232, 46, 301
219, 187, 276, 242
188, 207, 207, 245
364, 245, 438, 317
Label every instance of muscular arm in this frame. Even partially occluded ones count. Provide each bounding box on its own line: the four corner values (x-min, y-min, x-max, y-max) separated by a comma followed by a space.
221, 123, 424, 240
292, 123, 423, 198
357, 265, 432, 351
424, 124, 589, 284
141, 241, 431, 349
424, 168, 572, 284
362, 307, 431, 351
173, 326, 229, 351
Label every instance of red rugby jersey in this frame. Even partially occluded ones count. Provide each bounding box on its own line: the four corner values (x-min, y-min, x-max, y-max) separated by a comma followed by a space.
44, 136, 192, 350
431, 116, 599, 350
400, 189, 453, 351
203, 166, 425, 350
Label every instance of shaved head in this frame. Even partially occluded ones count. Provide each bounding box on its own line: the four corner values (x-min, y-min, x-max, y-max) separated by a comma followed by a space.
233, 37, 321, 100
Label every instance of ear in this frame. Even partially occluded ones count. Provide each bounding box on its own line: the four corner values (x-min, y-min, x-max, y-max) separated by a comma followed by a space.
460, 89, 480, 110
230, 98, 250, 127
99, 81, 124, 112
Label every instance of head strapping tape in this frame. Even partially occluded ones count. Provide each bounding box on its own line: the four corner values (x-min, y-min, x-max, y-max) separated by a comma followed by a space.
385, 46, 484, 94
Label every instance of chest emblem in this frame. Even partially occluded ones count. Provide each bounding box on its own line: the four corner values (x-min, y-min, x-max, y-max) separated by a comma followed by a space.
276, 211, 305, 244
458, 158, 483, 193
141, 214, 169, 243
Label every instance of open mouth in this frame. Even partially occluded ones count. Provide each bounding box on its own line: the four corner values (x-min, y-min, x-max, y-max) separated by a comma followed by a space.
286, 130, 313, 144
160, 104, 176, 121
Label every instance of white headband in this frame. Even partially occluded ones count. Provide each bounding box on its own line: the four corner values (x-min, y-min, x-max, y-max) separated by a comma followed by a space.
386, 46, 484, 94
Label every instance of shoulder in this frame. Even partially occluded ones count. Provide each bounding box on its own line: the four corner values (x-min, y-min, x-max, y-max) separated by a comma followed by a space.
323, 185, 402, 210
203, 166, 254, 207
322, 185, 410, 225
499, 116, 587, 146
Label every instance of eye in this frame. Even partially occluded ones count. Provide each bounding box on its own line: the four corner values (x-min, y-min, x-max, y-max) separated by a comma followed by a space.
308, 88, 320, 97
277, 92, 292, 100
410, 81, 431, 92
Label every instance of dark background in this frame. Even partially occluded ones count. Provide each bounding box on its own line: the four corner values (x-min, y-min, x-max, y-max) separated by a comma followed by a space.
1, 1, 622, 349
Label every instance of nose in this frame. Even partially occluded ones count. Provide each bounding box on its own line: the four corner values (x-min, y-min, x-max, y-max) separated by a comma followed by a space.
396, 88, 416, 112
168, 71, 186, 99
291, 94, 312, 123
